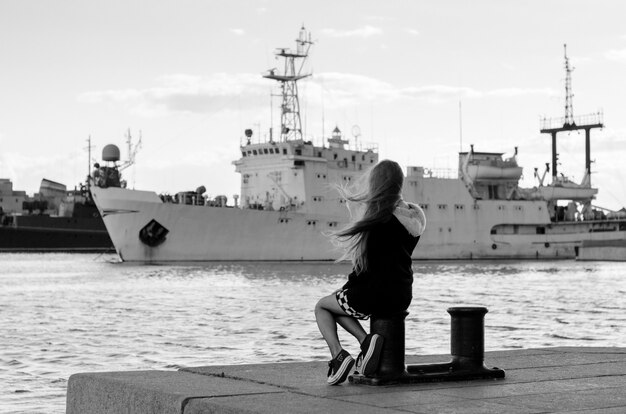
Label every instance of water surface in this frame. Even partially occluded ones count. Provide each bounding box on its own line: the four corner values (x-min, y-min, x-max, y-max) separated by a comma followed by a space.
1, 253, 625, 413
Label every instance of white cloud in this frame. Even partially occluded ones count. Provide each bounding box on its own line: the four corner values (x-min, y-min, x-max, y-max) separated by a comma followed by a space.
321, 25, 383, 38
605, 48, 626, 62
230, 28, 245, 36
404, 28, 419, 36
78, 73, 268, 116
78, 71, 557, 117
312, 73, 555, 106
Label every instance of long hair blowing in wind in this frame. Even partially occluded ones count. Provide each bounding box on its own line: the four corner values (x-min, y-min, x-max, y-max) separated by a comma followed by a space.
331, 159, 404, 273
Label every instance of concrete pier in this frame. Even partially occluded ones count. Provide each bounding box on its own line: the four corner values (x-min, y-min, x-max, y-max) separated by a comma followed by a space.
67, 347, 626, 413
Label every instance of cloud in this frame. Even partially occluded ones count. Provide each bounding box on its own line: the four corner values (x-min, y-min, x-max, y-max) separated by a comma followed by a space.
312, 73, 556, 106
79, 73, 268, 116
79, 71, 557, 116
605, 48, 626, 62
320, 25, 383, 38
230, 28, 245, 36
404, 28, 419, 36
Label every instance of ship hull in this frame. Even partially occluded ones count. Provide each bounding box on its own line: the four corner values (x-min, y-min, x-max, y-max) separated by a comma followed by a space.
0, 215, 113, 252
91, 185, 626, 262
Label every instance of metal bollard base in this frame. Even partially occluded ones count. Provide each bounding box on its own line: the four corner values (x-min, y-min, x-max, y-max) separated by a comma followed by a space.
349, 361, 504, 386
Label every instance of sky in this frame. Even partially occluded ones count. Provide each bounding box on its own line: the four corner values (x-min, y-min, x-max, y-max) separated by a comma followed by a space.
1, 0, 625, 210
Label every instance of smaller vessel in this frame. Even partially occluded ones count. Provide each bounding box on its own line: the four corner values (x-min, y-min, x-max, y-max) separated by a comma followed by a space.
0, 178, 113, 252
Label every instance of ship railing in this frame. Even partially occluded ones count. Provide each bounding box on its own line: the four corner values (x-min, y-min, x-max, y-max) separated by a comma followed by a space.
423, 168, 458, 179
540, 111, 603, 130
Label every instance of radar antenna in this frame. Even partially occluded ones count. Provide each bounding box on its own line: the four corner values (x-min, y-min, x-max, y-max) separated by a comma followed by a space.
263, 26, 313, 142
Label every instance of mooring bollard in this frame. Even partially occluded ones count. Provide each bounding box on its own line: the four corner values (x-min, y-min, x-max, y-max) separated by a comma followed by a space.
349, 306, 505, 386
370, 311, 408, 379
448, 306, 489, 370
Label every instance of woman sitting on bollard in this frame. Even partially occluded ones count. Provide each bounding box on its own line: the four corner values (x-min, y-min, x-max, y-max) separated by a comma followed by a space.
314, 159, 426, 385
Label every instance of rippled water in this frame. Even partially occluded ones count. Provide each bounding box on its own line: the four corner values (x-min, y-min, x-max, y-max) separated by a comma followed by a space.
1, 253, 625, 413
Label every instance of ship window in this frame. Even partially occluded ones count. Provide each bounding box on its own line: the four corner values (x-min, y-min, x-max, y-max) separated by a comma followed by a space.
536, 227, 546, 234
342, 176, 352, 182
295, 149, 302, 155
515, 205, 523, 211
498, 205, 505, 210
313, 196, 323, 202
438, 204, 447, 210
455, 204, 464, 210
420, 204, 428, 210
333, 153, 338, 160
294, 160, 304, 166
283, 148, 287, 155
339, 199, 346, 204
264, 148, 268, 154
253, 150, 258, 155
307, 220, 317, 226
491, 229, 497, 235
370, 159, 374, 163
247, 151, 252, 155
351, 155, 355, 162
317, 151, 322, 157
362, 155, 365, 161
488, 185, 498, 199
242, 151, 247, 157
473, 204, 480, 210
328, 221, 338, 227
268, 148, 273, 154
279, 218, 291, 224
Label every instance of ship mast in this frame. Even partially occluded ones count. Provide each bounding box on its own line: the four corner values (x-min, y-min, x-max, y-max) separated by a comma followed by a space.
540, 44, 603, 184
263, 26, 313, 142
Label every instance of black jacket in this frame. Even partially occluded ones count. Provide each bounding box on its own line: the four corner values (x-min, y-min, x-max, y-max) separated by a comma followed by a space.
342, 214, 420, 316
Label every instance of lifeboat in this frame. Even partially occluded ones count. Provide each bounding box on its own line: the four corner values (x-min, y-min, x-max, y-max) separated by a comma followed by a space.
466, 162, 523, 181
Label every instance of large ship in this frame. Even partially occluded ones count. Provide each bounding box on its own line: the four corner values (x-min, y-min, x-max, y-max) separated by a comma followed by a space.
89, 31, 626, 262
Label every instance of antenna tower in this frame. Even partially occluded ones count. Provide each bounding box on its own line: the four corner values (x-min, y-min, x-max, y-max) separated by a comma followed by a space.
263, 27, 313, 142
539, 44, 603, 182
564, 44, 574, 126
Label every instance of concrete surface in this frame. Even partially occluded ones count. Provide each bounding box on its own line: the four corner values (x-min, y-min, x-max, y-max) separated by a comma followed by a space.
67, 347, 626, 413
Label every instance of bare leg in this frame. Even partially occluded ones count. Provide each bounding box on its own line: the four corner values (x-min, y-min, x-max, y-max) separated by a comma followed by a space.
315, 294, 367, 358
335, 315, 367, 344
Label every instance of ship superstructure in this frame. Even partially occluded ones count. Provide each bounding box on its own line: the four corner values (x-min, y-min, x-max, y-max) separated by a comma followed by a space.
89, 33, 626, 262
234, 27, 377, 217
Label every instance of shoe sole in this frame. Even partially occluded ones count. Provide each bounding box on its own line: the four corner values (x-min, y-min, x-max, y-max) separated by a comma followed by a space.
327, 356, 355, 385
361, 334, 384, 377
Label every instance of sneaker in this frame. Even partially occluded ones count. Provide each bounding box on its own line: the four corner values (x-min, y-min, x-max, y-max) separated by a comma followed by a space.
326, 349, 354, 385
360, 333, 384, 377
